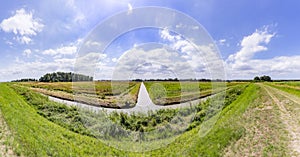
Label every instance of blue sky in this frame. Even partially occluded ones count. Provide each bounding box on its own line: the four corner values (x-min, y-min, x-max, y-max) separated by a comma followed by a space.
0, 0, 300, 81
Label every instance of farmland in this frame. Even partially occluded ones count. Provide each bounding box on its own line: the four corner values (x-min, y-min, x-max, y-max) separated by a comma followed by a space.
0, 81, 299, 156
144, 81, 245, 105
19, 81, 244, 108
19, 81, 141, 108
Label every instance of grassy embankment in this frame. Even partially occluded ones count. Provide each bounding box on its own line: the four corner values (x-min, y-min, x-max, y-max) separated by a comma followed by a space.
224, 83, 289, 156
10, 82, 248, 145
0, 82, 263, 156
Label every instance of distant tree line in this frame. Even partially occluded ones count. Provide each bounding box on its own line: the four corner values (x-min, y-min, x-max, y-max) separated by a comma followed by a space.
11, 78, 38, 82
253, 75, 272, 82
39, 72, 93, 82
131, 78, 222, 82
132, 78, 179, 82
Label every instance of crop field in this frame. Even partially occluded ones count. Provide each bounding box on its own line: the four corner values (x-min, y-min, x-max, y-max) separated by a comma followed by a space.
19, 81, 245, 107
20, 81, 139, 95
144, 81, 245, 105
270, 81, 300, 91
19, 81, 141, 108
0, 81, 298, 156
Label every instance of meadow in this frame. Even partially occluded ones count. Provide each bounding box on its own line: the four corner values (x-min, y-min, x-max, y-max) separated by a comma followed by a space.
0, 81, 298, 156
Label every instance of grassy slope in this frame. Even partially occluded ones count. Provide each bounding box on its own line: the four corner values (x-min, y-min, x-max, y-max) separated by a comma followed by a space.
224, 83, 288, 156
0, 83, 128, 156
0, 83, 257, 156
147, 83, 258, 156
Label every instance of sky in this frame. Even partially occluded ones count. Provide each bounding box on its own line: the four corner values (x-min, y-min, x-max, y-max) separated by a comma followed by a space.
0, 0, 300, 81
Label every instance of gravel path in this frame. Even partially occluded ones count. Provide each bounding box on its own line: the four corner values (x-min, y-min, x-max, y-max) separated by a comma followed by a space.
49, 82, 210, 114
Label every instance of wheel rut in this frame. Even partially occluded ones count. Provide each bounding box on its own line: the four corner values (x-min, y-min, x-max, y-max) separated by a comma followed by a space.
262, 84, 300, 156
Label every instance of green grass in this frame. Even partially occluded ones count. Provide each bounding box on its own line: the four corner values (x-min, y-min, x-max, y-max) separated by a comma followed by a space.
0, 82, 258, 156
18, 81, 141, 108
225, 83, 289, 156
148, 83, 258, 156
11, 82, 248, 143
144, 81, 245, 105
272, 81, 300, 87
20, 81, 139, 96
0, 83, 128, 156
267, 82, 300, 97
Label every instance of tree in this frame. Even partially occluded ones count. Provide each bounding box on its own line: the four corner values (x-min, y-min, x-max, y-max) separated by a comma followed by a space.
254, 76, 260, 81
253, 75, 272, 82
260, 75, 272, 82
39, 72, 93, 82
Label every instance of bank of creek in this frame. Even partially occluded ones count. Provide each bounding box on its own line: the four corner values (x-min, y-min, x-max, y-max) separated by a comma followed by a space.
49, 82, 213, 114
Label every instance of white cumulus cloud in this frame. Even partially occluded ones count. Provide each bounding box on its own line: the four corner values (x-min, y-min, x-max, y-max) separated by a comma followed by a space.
0, 8, 44, 44
225, 25, 300, 79
228, 27, 275, 62
42, 45, 77, 56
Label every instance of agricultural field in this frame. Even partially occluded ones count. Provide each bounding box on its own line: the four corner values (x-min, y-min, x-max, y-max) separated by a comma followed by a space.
18, 81, 243, 107
0, 81, 299, 156
144, 81, 245, 105
270, 81, 300, 91
19, 81, 141, 108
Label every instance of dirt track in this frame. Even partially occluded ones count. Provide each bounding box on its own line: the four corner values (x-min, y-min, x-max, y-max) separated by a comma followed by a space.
262, 84, 300, 156
0, 111, 15, 156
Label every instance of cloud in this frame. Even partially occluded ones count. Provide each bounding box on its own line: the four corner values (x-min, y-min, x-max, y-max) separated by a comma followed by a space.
42, 45, 77, 56
217, 39, 229, 47
228, 26, 275, 62
112, 46, 204, 80
112, 58, 118, 62
219, 39, 226, 44
159, 28, 224, 79
16, 36, 32, 44
160, 28, 181, 42
127, 3, 133, 15
226, 56, 300, 79
0, 50, 109, 81
0, 59, 74, 81
225, 25, 300, 79
65, 0, 86, 25
74, 52, 109, 76
23, 49, 32, 57
0, 8, 44, 44
85, 40, 102, 48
